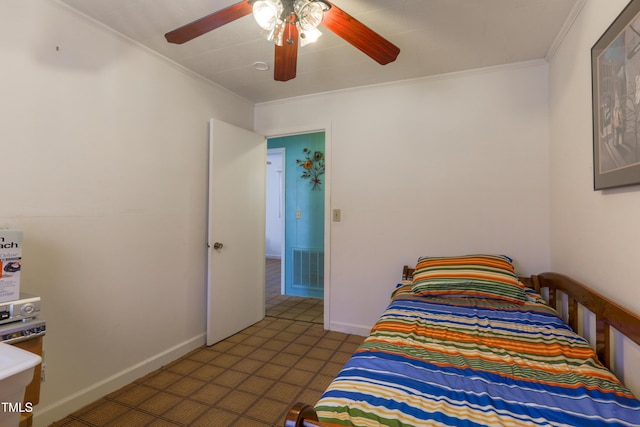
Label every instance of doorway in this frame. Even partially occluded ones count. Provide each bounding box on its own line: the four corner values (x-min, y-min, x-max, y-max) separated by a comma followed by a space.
265, 132, 325, 323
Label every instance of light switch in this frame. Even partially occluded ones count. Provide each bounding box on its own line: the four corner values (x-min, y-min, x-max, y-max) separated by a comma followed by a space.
296, 210, 302, 219
332, 209, 341, 222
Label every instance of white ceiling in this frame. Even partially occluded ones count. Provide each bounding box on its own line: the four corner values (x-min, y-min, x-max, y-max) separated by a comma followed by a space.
57, 0, 582, 104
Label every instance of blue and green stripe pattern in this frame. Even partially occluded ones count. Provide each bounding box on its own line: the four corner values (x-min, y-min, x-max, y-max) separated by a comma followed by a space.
315, 285, 640, 426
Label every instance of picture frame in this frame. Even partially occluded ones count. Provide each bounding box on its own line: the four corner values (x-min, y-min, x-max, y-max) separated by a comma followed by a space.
592, 0, 640, 190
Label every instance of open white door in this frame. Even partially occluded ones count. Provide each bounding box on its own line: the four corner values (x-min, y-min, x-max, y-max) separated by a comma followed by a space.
207, 119, 266, 346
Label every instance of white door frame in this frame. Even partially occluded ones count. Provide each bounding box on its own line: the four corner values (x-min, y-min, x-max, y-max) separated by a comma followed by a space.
266, 147, 286, 294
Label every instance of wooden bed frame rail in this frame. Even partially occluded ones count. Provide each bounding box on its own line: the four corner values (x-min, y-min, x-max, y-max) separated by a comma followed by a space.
283, 270, 640, 427
533, 272, 640, 371
284, 403, 322, 427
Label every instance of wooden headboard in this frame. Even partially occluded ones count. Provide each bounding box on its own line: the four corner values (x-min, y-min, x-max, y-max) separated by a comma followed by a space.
401, 265, 414, 280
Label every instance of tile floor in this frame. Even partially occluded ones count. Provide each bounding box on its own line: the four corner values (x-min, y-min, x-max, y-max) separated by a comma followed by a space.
264, 258, 323, 324
50, 259, 352, 427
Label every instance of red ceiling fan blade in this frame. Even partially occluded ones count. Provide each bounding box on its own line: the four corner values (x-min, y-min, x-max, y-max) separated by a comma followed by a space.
322, 1, 400, 65
165, 0, 253, 44
274, 22, 299, 81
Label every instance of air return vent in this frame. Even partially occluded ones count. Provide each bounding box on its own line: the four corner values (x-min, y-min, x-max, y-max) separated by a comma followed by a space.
292, 248, 324, 289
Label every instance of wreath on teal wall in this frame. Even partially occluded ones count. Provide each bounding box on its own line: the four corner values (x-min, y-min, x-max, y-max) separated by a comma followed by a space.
296, 148, 325, 190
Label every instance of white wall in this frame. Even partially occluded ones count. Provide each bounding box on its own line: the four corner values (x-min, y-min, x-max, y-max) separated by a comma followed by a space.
256, 62, 552, 334
549, 0, 640, 393
0, 1, 253, 425
549, 0, 640, 315
550, 0, 640, 313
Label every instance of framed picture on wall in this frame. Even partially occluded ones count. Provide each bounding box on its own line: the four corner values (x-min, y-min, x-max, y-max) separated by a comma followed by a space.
592, 0, 640, 190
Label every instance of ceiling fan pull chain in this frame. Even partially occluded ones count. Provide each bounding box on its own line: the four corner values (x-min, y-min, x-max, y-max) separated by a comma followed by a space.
285, 12, 296, 44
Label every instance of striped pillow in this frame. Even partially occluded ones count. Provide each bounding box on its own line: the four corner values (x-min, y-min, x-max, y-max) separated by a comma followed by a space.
412, 254, 527, 304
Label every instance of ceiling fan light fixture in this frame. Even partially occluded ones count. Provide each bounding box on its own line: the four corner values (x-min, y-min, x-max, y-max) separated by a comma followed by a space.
262, 19, 286, 46
252, 0, 282, 30
294, 0, 327, 31
253, 0, 330, 46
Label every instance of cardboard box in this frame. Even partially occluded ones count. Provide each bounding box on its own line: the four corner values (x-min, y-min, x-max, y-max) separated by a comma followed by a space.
0, 230, 22, 303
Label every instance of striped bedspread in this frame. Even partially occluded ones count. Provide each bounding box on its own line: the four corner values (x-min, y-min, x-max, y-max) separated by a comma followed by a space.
315, 284, 640, 426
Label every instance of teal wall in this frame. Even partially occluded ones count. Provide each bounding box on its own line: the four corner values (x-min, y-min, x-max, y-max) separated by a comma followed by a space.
268, 132, 325, 298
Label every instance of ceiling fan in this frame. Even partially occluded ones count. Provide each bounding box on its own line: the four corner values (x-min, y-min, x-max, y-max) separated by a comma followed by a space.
165, 0, 400, 82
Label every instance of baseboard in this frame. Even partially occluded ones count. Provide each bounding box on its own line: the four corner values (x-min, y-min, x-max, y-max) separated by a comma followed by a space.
32, 333, 206, 427
329, 320, 371, 337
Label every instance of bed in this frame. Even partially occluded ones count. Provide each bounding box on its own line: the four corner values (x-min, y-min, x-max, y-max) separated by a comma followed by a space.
284, 255, 640, 427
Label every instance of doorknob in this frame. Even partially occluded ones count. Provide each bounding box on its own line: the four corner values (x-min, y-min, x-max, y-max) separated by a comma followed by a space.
213, 242, 224, 250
